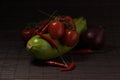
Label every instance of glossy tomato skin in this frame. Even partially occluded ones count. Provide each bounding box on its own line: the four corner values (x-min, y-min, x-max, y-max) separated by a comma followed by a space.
62, 29, 79, 47
21, 27, 36, 41
48, 21, 65, 39
64, 16, 76, 30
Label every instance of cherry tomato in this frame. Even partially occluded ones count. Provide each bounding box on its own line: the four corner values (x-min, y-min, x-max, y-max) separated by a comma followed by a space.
21, 27, 36, 41
48, 21, 65, 39
58, 16, 76, 30
30, 27, 37, 36
62, 29, 79, 47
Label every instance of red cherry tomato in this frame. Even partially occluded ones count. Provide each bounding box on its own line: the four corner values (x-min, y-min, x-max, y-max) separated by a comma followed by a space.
64, 16, 76, 30
62, 29, 79, 47
59, 16, 76, 30
48, 21, 65, 39
21, 27, 36, 41
30, 27, 37, 36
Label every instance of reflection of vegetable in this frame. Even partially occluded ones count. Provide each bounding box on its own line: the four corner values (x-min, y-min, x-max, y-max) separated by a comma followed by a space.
82, 26, 105, 49
26, 17, 87, 60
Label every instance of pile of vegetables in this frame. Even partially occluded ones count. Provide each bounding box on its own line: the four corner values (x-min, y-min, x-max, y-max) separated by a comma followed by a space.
21, 13, 105, 72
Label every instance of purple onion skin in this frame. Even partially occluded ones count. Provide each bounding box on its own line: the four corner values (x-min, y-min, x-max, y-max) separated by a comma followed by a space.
82, 26, 105, 49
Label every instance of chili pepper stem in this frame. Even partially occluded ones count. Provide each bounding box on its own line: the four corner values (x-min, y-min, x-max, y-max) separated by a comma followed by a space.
40, 10, 58, 33
38, 10, 57, 19
38, 10, 51, 17
60, 56, 76, 72
54, 16, 59, 21
56, 47, 69, 67
60, 56, 68, 67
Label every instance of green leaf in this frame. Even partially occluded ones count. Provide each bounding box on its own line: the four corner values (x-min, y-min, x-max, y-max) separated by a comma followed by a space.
74, 17, 87, 34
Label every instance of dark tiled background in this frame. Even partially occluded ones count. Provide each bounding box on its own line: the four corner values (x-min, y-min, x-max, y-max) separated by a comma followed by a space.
0, 0, 120, 80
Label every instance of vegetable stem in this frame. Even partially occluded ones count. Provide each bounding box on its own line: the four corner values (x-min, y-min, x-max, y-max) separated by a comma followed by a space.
60, 61, 75, 72
60, 56, 68, 67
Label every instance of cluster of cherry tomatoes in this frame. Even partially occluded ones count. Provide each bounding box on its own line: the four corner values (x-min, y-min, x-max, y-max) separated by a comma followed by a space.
21, 16, 79, 47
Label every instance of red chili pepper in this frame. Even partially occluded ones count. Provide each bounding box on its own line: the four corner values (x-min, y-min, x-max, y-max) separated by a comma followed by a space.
40, 22, 50, 33
37, 20, 49, 33
69, 49, 93, 54
38, 33, 59, 48
60, 61, 75, 72
45, 60, 67, 68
